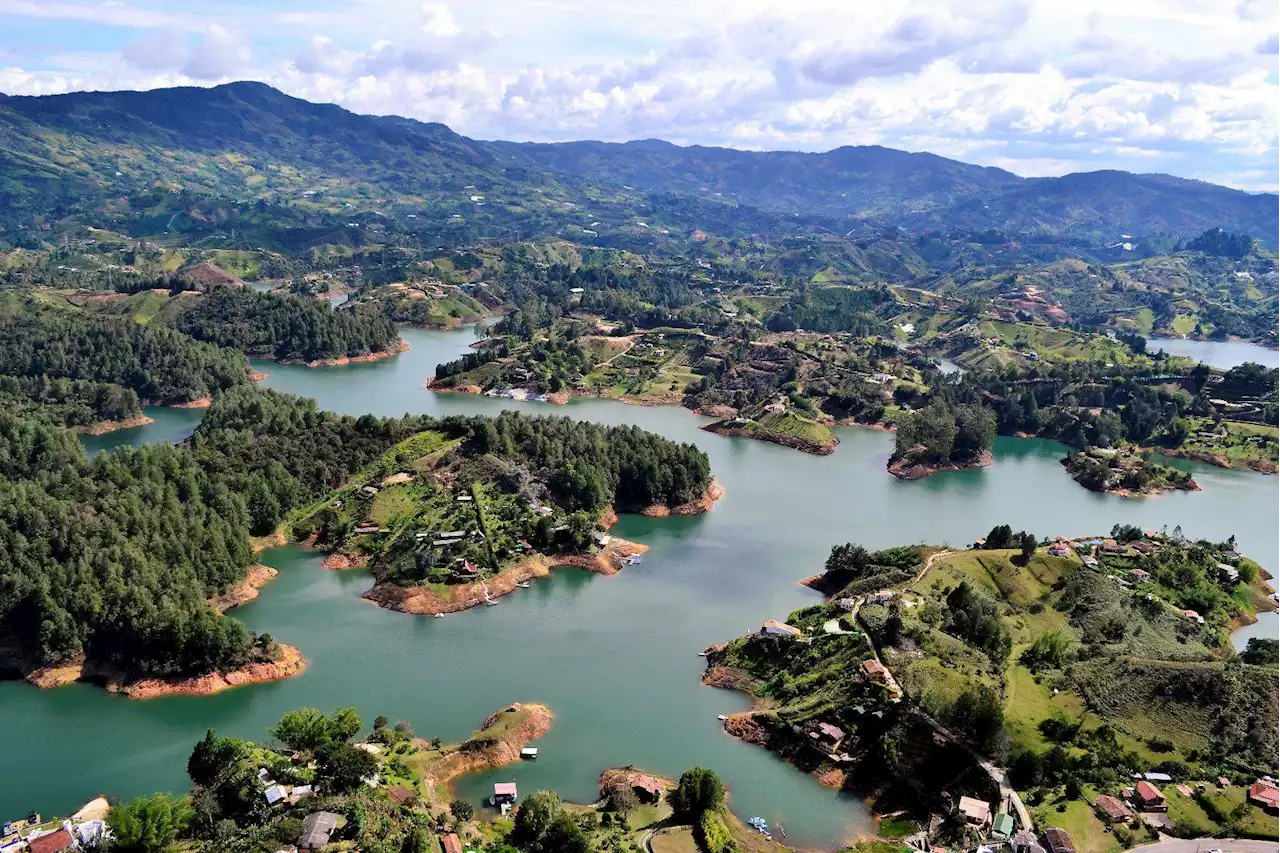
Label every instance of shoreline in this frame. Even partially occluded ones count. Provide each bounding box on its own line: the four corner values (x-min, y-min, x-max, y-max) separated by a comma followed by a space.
887, 449, 993, 480
208, 563, 279, 612
701, 420, 838, 456
418, 702, 553, 798
18, 643, 306, 699
76, 413, 155, 435
362, 537, 650, 615
1150, 446, 1278, 474
278, 337, 410, 368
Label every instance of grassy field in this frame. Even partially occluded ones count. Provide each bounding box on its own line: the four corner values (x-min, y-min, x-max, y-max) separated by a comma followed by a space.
650, 827, 699, 853
1031, 793, 1122, 853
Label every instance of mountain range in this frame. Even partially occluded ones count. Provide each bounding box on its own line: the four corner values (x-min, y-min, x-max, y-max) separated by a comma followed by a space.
0, 81, 1275, 246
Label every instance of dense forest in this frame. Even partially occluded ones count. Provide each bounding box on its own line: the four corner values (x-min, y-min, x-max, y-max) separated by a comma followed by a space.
0, 412, 258, 677
0, 386, 714, 680
170, 288, 401, 362
438, 411, 713, 512
0, 296, 251, 407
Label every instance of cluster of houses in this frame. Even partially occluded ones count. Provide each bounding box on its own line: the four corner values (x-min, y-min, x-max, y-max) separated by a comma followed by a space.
1, 807, 107, 853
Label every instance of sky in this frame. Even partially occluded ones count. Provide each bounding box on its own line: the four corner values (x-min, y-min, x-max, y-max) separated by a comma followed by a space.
0, 0, 1277, 191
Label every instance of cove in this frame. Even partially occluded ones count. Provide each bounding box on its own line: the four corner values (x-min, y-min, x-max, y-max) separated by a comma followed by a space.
6, 326, 1276, 850
1146, 336, 1279, 370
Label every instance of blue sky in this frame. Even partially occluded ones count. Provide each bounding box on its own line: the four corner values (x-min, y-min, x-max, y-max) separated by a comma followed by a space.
1, 0, 1276, 190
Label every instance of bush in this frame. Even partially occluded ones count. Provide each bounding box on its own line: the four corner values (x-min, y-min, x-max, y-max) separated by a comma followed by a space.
668, 768, 725, 819
697, 811, 737, 853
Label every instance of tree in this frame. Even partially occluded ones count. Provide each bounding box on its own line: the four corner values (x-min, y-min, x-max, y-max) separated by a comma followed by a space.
1240, 638, 1279, 666
188, 729, 247, 788
1018, 531, 1037, 563
271, 708, 331, 752
316, 742, 378, 794
512, 791, 565, 851
985, 525, 1015, 550
606, 786, 640, 815
107, 793, 192, 853
667, 767, 725, 819
450, 799, 474, 822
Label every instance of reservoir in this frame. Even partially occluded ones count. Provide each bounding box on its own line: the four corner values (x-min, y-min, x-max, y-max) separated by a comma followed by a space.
4, 326, 1276, 849
1146, 336, 1279, 370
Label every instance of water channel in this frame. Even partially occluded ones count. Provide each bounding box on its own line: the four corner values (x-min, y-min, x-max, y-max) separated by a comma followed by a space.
4, 325, 1276, 848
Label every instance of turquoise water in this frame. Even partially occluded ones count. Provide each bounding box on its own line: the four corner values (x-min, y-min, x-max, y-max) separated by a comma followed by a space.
4, 325, 1275, 848
1146, 336, 1279, 370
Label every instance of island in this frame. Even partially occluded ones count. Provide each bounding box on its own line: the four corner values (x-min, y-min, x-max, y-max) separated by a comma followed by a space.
289, 413, 720, 615
1061, 447, 1200, 496
887, 399, 995, 479
703, 524, 1279, 853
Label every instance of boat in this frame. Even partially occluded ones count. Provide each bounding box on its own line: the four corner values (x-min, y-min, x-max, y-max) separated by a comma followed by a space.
516, 581, 531, 589
434, 613, 444, 619
697, 651, 708, 657
717, 714, 728, 721
485, 599, 499, 606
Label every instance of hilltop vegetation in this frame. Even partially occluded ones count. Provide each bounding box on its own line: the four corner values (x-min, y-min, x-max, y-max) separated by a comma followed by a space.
704, 525, 1278, 843
0, 386, 713, 685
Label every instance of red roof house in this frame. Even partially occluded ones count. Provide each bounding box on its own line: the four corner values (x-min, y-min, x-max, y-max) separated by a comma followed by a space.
28, 829, 75, 853
1249, 781, 1280, 813
1133, 781, 1167, 812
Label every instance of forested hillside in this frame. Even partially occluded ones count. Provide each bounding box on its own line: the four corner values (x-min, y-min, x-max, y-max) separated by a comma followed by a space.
0, 386, 714, 682
169, 288, 401, 362
0, 296, 250, 410
0, 82, 1275, 247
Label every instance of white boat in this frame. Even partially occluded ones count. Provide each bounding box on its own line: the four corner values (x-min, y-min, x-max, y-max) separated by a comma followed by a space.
434, 613, 444, 619
485, 599, 499, 606
516, 581, 531, 589
717, 715, 728, 721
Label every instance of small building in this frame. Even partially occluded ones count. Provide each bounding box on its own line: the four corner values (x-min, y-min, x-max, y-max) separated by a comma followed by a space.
593, 531, 612, 547
1138, 772, 1173, 783
492, 782, 518, 806
1081, 556, 1098, 567
1129, 568, 1151, 582
867, 590, 895, 605
521, 748, 539, 760
1040, 827, 1075, 853
360, 485, 380, 496
759, 620, 802, 640
387, 785, 416, 806
1248, 780, 1280, 813
992, 812, 1015, 839
265, 784, 289, 805
454, 560, 480, 578
27, 829, 74, 853
1100, 539, 1128, 554
835, 597, 857, 612
1181, 609, 1205, 625
456, 494, 473, 503
297, 812, 340, 851
441, 834, 464, 853
862, 658, 890, 683
630, 774, 665, 804
1132, 781, 1167, 812
1131, 541, 1156, 555
1218, 563, 1240, 583
816, 722, 845, 747
1217, 777, 1232, 788
1095, 795, 1132, 824
353, 524, 381, 535
1012, 829, 1046, 853
957, 796, 992, 828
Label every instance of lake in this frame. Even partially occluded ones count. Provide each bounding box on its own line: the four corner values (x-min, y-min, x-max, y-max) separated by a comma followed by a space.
1146, 336, 1279, 370
4, 326, 1276, 849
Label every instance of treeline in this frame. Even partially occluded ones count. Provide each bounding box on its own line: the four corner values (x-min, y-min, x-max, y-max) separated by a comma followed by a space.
1, 386, 716, 678
1187, 228, 1254, 259
0, 374, 141, 427
893, 399, 996, 466
171, 288, 400, 362
765, 285, 893, 335
0, 412, 257, 677
441, 411, 713, 512
0, 296, 250, 406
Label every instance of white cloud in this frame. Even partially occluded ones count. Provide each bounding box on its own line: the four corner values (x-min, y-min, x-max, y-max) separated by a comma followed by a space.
0, 0, 1275, 190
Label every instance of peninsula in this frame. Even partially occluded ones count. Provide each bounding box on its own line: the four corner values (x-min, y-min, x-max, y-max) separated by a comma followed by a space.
703, 525, 1278, 853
